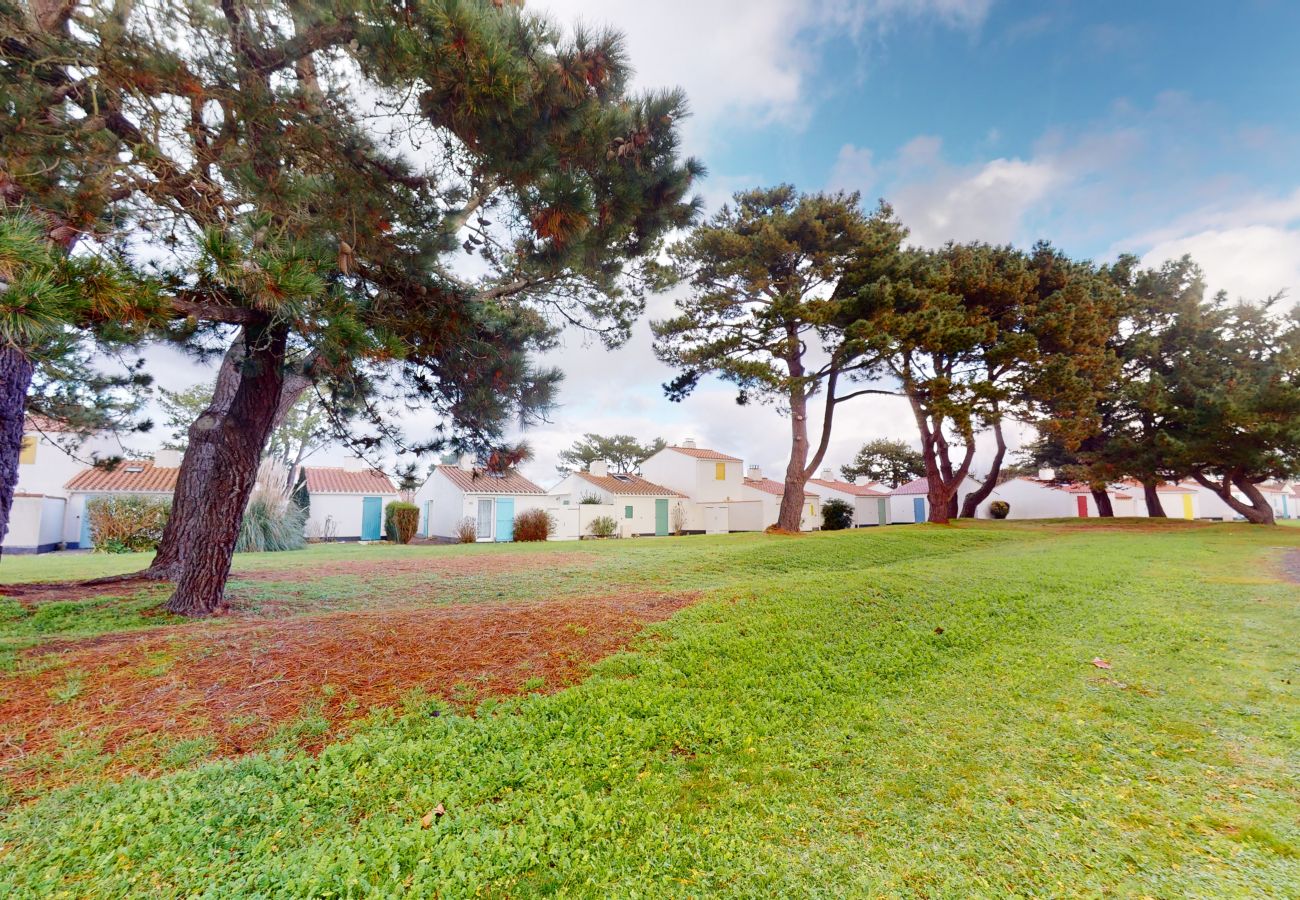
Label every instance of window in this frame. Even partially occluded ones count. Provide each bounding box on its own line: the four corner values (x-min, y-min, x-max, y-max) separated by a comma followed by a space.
18, 435, 36, 465
612, 474, 632, 483
625, 505, 634, 519
714, 462, 726, 481
808, 503, 816, 516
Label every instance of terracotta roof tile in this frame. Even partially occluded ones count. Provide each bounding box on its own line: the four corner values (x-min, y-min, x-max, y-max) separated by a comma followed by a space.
744, 477, 820, 499
574, 472, 687, 497
437, 466, 545, 495
304, 466, 398, 495
66, 461, 178, 493
809, 477, 886, 497
666, 445, 741, 462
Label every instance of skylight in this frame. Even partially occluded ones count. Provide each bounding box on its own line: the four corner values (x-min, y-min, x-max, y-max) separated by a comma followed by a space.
612, 474, 632, 482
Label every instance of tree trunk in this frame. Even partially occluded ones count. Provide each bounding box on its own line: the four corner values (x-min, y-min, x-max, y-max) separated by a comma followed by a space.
1191, 471, 1275, 525
960, 419, 1006, 518
165, 326, 287, 615
1090, 487, 1114, 518
776, 377, 810, 533
1142, 480, 1167, 518
0, 346, 36, 548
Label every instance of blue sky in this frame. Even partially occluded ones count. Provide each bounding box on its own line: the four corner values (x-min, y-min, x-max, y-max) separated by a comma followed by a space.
144, 1, 1300, 485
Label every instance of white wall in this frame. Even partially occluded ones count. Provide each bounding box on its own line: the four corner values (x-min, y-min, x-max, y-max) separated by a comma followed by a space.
641, 451, 746, 505
306, 493, 396, 540
1, 495, 66, 552
16, 427, 124, 501
414, 470, 465, 539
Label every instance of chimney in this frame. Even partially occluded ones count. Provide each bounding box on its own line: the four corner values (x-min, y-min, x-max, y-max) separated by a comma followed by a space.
820, 467, 834, 482
153, 448, 182, 469
458, 452, 475, 472
747, 464, 762, 481
1038, 468, 1055, 482
343, 456, 366, 473
589, 460, 609, 477
681, 437, 697, 449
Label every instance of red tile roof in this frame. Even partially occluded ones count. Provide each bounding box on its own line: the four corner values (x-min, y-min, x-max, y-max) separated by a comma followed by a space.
574, 472, 686, 497
436, 466, 545, 495
303, 466, 398, 495
744, 477, 820, 499
809, 477, 886, 497
1116, 479, 1195, 494
666, 445, 741, 462
24, 413, 74, 433
65, 461, 178, 493
890, 477, 931, 496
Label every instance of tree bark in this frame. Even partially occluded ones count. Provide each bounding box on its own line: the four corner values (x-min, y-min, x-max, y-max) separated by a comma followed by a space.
1142, 479, 1167, 518
0, 346, 36, 549
165, 325, 288, 615
1090, 487, 1114, 518
960, 418, 1006, 518
906, 392, 975, 525
1191, 471, 1275, 525
776, 361, 810, 533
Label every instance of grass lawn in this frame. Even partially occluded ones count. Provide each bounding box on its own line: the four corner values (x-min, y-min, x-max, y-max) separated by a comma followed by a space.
0, 521, 1297, 896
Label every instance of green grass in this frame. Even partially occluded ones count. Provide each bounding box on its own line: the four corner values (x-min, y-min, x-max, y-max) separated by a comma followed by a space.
1, 522, 1297, 897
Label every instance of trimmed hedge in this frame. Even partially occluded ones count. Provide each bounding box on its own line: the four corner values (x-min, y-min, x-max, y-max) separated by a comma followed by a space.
513, 509, 554, 542
385, 502, 420, 544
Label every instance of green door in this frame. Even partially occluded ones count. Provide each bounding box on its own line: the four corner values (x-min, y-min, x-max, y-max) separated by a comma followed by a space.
361, 496, 383, 540
876, 497, 887, 526
655, 499, 670, 536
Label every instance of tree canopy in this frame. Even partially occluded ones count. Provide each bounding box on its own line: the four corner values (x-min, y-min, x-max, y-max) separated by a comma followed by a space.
839, 438, 925, 487
557, 433, 666, 476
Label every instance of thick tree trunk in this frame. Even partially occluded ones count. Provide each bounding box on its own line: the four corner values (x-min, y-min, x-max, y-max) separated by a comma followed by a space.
1191, 471, 1275, 525
776, 379, 810, 533
960, 419, 1006, 518
0, 346, 36, 548
165, 326, 287, 615
906, 392, 975, 525
1090, 487, 1115, 518
1142, 480, 1167, 518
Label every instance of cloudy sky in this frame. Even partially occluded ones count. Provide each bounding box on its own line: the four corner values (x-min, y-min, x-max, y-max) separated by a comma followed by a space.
143, 0, 1300, 486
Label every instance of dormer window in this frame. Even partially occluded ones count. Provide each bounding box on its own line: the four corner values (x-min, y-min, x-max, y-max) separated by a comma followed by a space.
125, 465, 144, 473
612, 474, 632, 482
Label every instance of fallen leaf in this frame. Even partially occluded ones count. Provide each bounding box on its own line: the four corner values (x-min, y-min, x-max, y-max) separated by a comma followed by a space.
1091, 658, 1112, 670
420, 803, 446, 828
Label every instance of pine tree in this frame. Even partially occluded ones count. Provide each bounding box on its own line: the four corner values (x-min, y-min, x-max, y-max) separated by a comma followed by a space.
839, 439, 924, 488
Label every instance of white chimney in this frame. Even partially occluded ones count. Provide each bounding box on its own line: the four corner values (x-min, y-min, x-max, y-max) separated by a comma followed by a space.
747, 464, 762, 481
681, 437, 697, 449
343, 456, 366, 473
1038, 468, 1055, 482
153, 448, 182, 468
458, 452, 475, 472
820, 467, 834, 482
589, 460, 609, 477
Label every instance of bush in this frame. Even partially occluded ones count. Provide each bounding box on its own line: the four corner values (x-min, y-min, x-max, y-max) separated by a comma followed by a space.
989, 500, 1010, 520
455, 517, 477, 544
236, 495, 307, 553
86, 495, 171, 553
578, 493, 603, 505
821, 498, 854, 531
587, 515, 618, 538
385, 501, 420, 544
513, 509, 554, 542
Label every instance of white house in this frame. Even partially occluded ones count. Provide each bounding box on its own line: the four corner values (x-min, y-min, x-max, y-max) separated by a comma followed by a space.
887, 475, 993, 523
640, 440, 760, 534
414, 458, 548, 542
809, 468, 890, 526
994, 477, 1137, 520
63, 452, 181, 549
741, 468, 821, 531
1118, 481, 1200, 519
302, 462, 400, 541
4, 415, 130, 553
549, 461, 688, 538
1258, 481, 1294, 520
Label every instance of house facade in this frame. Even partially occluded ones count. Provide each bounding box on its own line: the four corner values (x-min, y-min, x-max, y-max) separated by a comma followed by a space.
4, 416, 130, 553
809, 468, 890, 526
741, 468, 820, 531
640, 441, 758, 534
415, 459, 548, 542
549, 461, 688, 538
994, 477, 1136, 520
63, 452, 181, 550
302, 463, 400, 541
888, 475, 992, 523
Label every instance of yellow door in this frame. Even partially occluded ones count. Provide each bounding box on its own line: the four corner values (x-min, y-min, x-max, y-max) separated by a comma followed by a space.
1182, 494, 1193, 520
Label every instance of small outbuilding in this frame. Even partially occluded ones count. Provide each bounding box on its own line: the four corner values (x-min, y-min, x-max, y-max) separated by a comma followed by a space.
809, 468, 890, 526
549, 461, 689, 537
741, 468, 820, 531
415, 458, 548, 542
64, 454, 180, 549
301, 463, 400, 541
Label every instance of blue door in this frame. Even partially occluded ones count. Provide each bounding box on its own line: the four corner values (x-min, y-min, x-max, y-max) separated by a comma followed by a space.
494, 498, 514, 542
912, 497, 926, 523
79, 496, 96, 548
361, 496, 383, 541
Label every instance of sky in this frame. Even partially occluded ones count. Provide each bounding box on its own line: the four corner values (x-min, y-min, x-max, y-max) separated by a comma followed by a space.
139, 0, 1300, 487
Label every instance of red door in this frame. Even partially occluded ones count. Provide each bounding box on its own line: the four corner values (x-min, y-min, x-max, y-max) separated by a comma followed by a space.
1076, 495, 1089, 517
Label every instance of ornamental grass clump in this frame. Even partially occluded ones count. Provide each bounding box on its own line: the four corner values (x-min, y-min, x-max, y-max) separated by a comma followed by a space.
86, 495, 170, 553
587, 515, 618, 538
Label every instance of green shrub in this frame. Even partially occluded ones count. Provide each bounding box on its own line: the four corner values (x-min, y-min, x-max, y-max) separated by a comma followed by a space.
236, 496, 307, 553
821, 498, 854, 531
513, 508, 554, 542
587, 515, 618, 538
384, 502, 420, 544
989, 500, 1010, 520
85, 495, 170, 553
455, 517, 477, 543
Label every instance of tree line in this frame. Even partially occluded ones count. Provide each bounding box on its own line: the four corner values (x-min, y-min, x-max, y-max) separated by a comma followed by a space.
654, 186, 1300, 530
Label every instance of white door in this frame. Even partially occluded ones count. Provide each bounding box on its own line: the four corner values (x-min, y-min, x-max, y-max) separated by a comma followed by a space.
476, 498, 493, 540
704, 505, 729, 534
